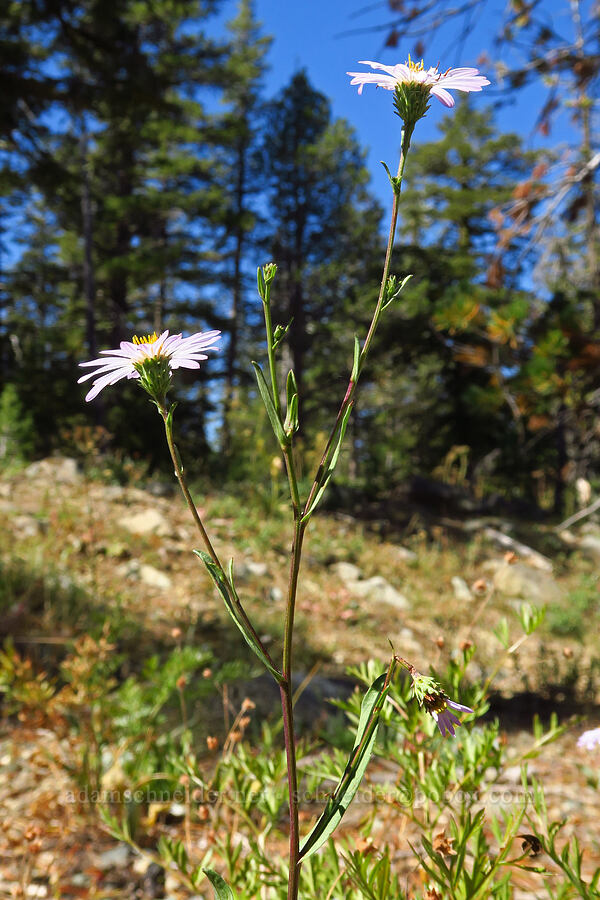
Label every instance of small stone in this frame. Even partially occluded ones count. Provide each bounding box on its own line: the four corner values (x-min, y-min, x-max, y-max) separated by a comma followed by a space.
269, 586, 284, 603
96, 844, 130, 869
25, 456, 81, 484
119, 508, 170, 536
493, 561, 562, 603
349, 576, 410, 611
117, 560, 141, 579
576, 534, 600, 559
244, 559, 268, 577
393, 545, 417, 562
101, 484, 127, 501
139, 564, 172, 590
236, 558, 268, 579
483, 527, 552, 571
331, 561, 362, 583
451, 576, 472, 603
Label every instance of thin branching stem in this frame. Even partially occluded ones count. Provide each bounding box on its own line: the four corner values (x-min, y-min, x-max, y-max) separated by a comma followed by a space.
303, 128, 412, 520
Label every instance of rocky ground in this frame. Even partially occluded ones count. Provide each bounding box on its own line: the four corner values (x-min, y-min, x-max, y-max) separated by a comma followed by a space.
1, 457, 599, 898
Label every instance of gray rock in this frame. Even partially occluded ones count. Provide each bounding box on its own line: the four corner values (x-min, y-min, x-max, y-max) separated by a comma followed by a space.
348, 575, 410, 611
393, 545, 417, 562
493, 561, 562, 603
333, 562, 409, 610
101, 484, 127, 501
331, 561, 362, 583
269, 586, 284, 603
236, 558, 269, 579
483, 527, 552, 571
96, 844, 131, 870
118, 508, 170, 536
575, 534, 600, 559
139, 564, 172, 590
451, 576, 473, 603
118, 560, 171, 590
25, 456, 81, 484
117, 560, 141, 579
244, 559, 268, 577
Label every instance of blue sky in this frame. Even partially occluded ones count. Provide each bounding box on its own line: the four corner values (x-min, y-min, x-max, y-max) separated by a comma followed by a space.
217, 0, 575, 213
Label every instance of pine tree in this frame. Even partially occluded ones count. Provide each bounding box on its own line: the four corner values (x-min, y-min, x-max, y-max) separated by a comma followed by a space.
363, 101, 544, 495
213, 0, 272, 454
2, 0, 229, 460
261, 71, 383, 443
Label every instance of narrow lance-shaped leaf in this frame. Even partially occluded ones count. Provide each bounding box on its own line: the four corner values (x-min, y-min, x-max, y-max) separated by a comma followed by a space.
298, 668, 392, 861
382, 273, 412, 310
350, 335, 361, 382
195, 551, 283, 683
272, 318, 293, 350
284, 369, 299, 435
252, 360, 288, 448
302, 402, 353, 523
203, 868, 237, 900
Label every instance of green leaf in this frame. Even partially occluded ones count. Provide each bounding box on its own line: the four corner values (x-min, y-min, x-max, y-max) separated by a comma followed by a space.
382, 273, 412, 310
195, 551, 283, 683
256, 266, 266, 300
350, 335, 361, 382
298, 669, 391, 861
203, 868, 237, 899
302, 402, 353, 523
272, 318, 293, 350
284, 369, 299, 435
284, 392, 298, 436
252, 361, 288, 448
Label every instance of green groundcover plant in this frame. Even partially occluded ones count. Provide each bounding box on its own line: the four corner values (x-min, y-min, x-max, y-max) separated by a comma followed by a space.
74, 56, 600, 899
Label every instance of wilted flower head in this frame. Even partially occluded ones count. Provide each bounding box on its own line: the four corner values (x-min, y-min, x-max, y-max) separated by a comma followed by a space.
577, 727, 600, 751
405, 662, 473, 738
423, 694, 474, 738
78, 329, 221, 403
348, 56, 490, 128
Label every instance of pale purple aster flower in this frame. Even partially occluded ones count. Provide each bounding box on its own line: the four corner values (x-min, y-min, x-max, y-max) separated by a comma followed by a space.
424, 694, 474, 738
577, 727, 600, 751
78, 329, 221, 402
431, 699, 474, 737
347, 57, 490, 108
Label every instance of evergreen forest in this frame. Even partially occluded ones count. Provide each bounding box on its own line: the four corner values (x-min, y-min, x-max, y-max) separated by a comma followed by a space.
2, 0, 599, 518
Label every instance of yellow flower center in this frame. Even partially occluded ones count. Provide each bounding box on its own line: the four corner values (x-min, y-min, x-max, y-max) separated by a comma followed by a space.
132, 332, 159, 345
407, 54, 425, 73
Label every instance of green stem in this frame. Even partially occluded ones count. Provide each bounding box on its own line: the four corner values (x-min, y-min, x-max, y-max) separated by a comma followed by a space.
161, 406, 220, 565
262, 288, 301, 512
160, 405, 275, 667
260, 274, 306, 897
281, 517, 305, 898
276, 134, 412, 900
303, 132, 411, 518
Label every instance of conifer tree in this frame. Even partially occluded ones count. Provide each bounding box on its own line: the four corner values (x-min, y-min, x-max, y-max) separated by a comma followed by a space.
2, 0, 228, 459
214, 0, 272, 454
364, 101, 543, 495
261, 71, 383, 442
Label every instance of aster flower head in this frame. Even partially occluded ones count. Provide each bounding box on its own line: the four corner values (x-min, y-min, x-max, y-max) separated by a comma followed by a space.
424, 693, 474, 738
78, 329, 221, 404
577, 727, 600, 751
405, 663, 473, 738
347, 56, 490, 127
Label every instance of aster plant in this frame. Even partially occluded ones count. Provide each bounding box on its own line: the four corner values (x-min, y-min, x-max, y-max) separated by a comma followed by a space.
79, 54, 489, 900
